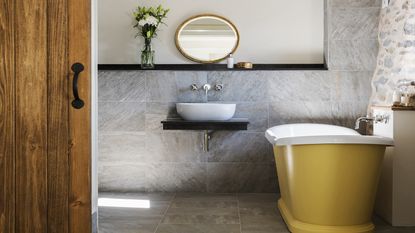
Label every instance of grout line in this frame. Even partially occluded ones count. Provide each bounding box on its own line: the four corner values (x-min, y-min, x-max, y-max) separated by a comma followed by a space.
153, 192, 176, 233
236, 194, 243, 233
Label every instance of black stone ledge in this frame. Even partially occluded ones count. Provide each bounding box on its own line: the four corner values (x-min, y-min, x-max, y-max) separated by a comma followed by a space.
161, 118, 249, 131
98, 63, 328, 71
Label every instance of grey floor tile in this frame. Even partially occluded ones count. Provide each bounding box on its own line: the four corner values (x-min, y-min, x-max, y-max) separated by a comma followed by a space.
99, 192, 175, 202
99, 221, 157, 233
241, 224, 289, 233
238, 193, 280, 203
162, 206, 240, 224
156, 224, 241, 233
174, 193, 238, 201
97, 192, 415, 233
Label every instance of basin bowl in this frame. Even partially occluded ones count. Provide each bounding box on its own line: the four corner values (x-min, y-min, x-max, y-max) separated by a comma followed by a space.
176, 103, 236, 121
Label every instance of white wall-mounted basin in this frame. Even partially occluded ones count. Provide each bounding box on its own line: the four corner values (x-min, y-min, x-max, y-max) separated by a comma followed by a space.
176, 103, 236, 121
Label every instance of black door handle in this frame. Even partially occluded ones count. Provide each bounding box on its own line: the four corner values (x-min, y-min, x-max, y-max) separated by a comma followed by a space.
71, 63, 85, 109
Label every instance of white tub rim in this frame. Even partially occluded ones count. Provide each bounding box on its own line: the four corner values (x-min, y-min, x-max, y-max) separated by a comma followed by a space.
265, 124, 394, 146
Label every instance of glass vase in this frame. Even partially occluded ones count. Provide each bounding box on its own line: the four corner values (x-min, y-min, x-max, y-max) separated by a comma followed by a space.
141, 39, 155, 69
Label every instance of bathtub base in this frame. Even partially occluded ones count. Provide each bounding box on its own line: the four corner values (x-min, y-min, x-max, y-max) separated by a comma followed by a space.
278, 199, 375, 233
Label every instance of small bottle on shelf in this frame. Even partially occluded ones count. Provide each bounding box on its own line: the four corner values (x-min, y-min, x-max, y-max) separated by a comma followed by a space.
227, 54, 234, 69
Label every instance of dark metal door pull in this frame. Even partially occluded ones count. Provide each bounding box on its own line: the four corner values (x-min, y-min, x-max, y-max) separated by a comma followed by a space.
71, 63, 85, 109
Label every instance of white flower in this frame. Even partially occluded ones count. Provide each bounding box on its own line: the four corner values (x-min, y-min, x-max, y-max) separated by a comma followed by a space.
139, 15, 158, 26
147, 16, 158, 25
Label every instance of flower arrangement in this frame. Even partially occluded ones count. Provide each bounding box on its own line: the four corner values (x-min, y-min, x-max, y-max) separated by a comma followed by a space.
133, 5, 169, 69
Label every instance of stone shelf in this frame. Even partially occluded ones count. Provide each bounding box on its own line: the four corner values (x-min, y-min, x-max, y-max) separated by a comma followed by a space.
98, 64, 327, 71
161, 118, 249, 131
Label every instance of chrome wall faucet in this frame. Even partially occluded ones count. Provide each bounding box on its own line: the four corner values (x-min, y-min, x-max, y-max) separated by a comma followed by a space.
190, 83, 223, 93
203, 84, 212, 96
355, 114, 390, 130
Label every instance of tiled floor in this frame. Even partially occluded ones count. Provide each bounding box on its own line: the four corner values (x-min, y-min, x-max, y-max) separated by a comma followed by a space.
98, 192, 415, 233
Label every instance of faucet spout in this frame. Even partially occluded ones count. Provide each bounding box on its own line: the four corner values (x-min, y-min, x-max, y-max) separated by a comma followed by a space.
355, 114, 390, 130
203, 84, 211, 96
355, 116, 373, 130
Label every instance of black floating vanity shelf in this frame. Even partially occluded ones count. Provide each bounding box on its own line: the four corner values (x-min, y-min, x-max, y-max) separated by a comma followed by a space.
98, 64, 327, 71
161, 118, 249, 131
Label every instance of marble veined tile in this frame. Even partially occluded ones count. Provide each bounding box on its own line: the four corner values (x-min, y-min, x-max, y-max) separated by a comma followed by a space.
145, 102, 178, 131
98, 102, 145, 132
329, 40, 378, 71
330, 71, 373, 102
267, 71, 331, 102
234, 102, 268, 132
207, 71, 269, 102
98, 163, 147, 192
98, 132, 146, 163
146, 71, 207, 102
98, 71, 146, 102
145, 131, 204, 163
330, 7, 380, 40
269, 101, 337, 126
330, 0, 381, 7
208, 132, 273, 163
145, 163, 207, 192
207, 163, 277, 193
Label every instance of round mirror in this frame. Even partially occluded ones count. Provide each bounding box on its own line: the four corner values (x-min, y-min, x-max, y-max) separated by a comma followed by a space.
175, 14, 239, 63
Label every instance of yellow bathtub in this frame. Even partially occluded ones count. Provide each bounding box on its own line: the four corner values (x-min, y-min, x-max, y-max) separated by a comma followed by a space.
265, 124, 393, 233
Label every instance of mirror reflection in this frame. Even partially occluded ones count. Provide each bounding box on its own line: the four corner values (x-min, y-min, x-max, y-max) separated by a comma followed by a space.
175, 15, 239, 63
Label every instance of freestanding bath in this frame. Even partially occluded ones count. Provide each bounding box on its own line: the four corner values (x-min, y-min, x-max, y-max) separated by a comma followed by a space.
265, 124, 393, 233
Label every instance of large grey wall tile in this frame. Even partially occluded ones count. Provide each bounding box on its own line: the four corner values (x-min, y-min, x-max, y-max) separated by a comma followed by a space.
207, 163, 277, 193
99, 132, 146, 163
329, 39, 378, 71
146, 71, 178, 102
146, 163, 207, 192
146, 71, 207, 102
330, 0, 381, 7
145, 132, 204, 162
146, 102, 178, 131
98, 71, 146, 102
99, 102, 145, 132
234, 102, 268, 132
331, 101, 368, 128
207, 71, 268, 102
207, 163, 243, 193
99, 163, 148, 192
269, 101, 336, 126
175, 71, 208, 102
330, 71, 373, 102
238, 163, 278, 193
208, 132, 273, 163
268, 71, 331, 102
330, 8, 380, 40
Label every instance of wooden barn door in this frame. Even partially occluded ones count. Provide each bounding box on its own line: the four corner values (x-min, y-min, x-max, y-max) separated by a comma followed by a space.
0, 0, 92, 232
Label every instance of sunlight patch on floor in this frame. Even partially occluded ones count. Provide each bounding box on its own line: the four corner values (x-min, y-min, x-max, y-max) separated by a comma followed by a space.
98, 198, 151, 209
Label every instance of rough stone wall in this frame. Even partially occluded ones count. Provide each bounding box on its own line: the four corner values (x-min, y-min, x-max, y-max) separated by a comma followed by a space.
370, 0, 415, 106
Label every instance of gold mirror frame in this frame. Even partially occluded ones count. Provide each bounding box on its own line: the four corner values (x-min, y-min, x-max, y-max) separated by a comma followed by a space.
175, 14, 240, 64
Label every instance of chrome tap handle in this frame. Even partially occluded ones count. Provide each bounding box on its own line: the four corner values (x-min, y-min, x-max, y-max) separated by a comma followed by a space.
215, 84, 224, 91
191, 84, 199, 91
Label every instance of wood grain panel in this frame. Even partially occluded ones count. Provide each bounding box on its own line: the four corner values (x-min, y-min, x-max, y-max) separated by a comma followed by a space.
47, 0, 70, 232
0, 0, 15, 232
14, 0, 48, 232
68, 0, 92, 231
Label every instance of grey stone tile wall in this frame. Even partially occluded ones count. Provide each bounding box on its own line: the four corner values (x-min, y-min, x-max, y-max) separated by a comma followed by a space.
98, 0, 381, 193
